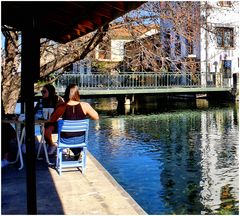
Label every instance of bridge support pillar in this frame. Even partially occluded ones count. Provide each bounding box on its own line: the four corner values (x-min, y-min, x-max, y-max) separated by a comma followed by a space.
117, 95, 135, 112
124, 95, 134, 105
124, 98, 131, 105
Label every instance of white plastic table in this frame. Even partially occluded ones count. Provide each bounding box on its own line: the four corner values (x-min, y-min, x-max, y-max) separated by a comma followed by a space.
2, 119, 51, 170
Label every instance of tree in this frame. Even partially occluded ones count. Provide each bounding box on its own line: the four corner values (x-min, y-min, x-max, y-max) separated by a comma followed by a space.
1, 25, 109, 113
95, 1, 238, 76
121, 1, 202, 73
91, 2, 203, 73
2, 1, 239, 112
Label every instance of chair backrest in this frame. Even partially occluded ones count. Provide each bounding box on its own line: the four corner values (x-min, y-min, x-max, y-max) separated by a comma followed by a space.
57, 119, 89, 145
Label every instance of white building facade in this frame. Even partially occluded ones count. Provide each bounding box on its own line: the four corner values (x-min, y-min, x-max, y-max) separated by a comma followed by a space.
76, 1, 240, 92
200, 1, 240, 87
95, 39, 132, 62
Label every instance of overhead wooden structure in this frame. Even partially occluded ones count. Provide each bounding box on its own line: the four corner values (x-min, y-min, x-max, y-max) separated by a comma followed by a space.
1, 1, 145, 214
2, 1, 144, 43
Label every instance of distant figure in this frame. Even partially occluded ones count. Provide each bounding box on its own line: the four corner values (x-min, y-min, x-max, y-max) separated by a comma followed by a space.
47, 83, 99, 158
35, 84, 64, 155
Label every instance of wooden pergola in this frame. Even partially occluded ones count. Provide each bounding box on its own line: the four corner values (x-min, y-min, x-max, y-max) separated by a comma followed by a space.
1, 1, 144, 214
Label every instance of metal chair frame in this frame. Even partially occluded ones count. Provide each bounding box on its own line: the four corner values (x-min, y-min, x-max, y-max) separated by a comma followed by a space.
56, 119, 89, 175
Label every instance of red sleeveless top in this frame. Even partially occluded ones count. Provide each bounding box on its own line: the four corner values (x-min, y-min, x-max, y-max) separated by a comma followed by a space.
61, 103, 86, 138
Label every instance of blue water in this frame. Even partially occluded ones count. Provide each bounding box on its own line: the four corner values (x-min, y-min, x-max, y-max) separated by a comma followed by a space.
16, 100, 239, 214
87, 102, 239, 215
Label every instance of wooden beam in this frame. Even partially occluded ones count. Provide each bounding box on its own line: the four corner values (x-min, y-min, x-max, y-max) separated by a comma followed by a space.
105, 2, 125, 12
79, 20, 95, 30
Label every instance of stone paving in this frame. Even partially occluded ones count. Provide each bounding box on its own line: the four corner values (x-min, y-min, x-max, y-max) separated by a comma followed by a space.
1, 152, 146, 215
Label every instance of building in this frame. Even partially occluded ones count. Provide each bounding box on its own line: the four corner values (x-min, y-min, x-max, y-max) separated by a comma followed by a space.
124, 1, 201, 76
200, 1, 240, 88
124, 1, 239, 89
73, 1, 239, 93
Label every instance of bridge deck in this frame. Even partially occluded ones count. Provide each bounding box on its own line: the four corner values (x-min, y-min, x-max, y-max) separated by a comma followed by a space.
54, 72, 232, 96
56, 87, 231, 96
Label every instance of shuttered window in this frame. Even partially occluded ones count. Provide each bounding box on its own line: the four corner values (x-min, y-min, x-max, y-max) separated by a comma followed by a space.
216, 27, 234, 48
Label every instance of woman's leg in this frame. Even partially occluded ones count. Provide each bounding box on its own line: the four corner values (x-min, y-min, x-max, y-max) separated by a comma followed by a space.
71, 148, 82, 156
60, 136, 84, 159
44, 125, 56, 147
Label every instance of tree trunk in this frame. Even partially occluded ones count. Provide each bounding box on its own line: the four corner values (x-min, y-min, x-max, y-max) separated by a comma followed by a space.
1, 31, 21, 114
1, 26, 107, 114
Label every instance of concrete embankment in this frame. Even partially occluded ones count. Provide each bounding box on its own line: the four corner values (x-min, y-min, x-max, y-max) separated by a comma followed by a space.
1, 151, 146, 215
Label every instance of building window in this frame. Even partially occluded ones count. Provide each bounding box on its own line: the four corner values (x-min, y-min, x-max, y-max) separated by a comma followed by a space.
216, 27, 234, 48
218, 1, 232, 7
98, 40, 111, 60
222, 60, 232, 78
175, 34, 181, 56
163, 31, 171, 57
186, 39, 194, 55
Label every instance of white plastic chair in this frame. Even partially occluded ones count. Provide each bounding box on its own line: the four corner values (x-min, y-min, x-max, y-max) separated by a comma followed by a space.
56, 119, 89, 175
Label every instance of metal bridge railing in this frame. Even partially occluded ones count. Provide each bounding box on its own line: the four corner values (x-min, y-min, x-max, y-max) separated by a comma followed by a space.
55, 72, 226, 92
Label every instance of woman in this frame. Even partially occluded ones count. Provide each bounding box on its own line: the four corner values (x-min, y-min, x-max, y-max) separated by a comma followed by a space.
35, 84, 64, 111
46, 83, 99, 156
35, 84, 64, 155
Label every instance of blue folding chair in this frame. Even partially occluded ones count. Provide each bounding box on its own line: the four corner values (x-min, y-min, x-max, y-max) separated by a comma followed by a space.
56, 119, 89, 175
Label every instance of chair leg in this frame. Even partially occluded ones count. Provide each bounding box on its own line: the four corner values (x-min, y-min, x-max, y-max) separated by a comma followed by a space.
37, 126, 51, 165
36, 141, 43, 159
56, 148, 59, 169
56, 148, 62, 175
57, 146, 87, 175
59, 149, 62, 175
82, 147, 87, 174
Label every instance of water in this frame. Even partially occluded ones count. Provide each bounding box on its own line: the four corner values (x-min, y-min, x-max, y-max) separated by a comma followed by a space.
16, 99, 239, 214
87, 98, 239, 215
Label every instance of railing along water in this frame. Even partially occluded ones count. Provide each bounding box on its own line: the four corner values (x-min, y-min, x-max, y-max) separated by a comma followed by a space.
55, 72, 228, 93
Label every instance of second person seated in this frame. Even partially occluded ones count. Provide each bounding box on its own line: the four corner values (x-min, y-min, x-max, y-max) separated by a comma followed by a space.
35, 84, 64, 155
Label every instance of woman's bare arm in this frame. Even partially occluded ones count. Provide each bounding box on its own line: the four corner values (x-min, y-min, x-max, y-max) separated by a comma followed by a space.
49, 103, 66, 122
81, 102, 99, 120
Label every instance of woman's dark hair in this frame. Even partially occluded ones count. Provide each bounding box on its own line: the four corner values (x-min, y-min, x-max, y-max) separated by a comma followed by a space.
42, 84, 58, 107
44, 84, 56, 98
64, 84, 80, 102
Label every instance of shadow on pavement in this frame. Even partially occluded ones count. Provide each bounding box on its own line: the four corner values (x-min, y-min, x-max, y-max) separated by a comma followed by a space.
1, 156, 64, 215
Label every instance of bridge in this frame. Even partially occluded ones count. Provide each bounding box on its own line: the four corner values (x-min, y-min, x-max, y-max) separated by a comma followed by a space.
54, 72, 232, 98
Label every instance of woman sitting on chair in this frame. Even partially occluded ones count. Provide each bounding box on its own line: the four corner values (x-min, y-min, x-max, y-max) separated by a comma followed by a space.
35, 84, 64, 155
46, 83, 99, 158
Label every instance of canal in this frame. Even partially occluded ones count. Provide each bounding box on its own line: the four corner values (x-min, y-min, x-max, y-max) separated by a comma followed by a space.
86, 97, 239, 215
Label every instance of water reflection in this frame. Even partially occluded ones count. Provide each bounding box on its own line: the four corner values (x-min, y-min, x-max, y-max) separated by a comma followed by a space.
199, 110, 239, 214
88, 101, 239, 215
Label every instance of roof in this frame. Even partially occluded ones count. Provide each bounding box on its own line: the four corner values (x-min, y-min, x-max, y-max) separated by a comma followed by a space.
108, 24, 159, 40
1, 1, 145, 43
